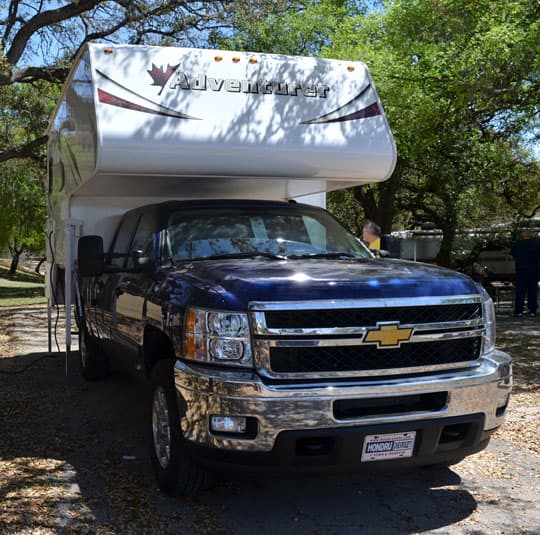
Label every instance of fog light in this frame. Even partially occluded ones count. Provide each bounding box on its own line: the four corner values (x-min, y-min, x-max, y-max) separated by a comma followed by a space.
496, 391, 511, 409
210, 415, 247, 434
498, 363, 512, 387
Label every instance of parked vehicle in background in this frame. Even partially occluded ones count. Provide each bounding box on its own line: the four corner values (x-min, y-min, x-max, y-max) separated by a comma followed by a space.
477, 249, 515, 281
392, 225, 540, 282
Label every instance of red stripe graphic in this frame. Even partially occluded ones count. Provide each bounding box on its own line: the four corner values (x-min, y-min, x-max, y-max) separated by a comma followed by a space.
97, 88, 197, 119
318, 102, 381, 124
302, 101, 381, 125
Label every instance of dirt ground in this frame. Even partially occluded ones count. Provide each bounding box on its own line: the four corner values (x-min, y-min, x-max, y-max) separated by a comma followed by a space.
0, 304, 539, 534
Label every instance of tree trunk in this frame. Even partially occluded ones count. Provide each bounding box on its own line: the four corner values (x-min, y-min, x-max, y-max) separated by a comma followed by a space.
376, 174, 401, 233
352, 167, 402, 233
436, 207, 457, 267
8, 242, 25, 276
9, 250, 21, 275
35, 256, 46, 274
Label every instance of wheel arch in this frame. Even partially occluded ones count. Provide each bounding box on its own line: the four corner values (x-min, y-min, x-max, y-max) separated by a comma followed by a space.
143, 325, 177, 379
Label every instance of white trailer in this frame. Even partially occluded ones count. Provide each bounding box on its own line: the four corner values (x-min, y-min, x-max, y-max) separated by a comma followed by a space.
48, 43, 395, 264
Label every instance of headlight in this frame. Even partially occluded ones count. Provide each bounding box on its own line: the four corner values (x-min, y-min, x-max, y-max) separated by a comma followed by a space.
477, 284, 496, 354
183, 307, 253, 368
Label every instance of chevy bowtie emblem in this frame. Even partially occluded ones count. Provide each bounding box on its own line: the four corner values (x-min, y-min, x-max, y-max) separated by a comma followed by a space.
363, 322, 414, 349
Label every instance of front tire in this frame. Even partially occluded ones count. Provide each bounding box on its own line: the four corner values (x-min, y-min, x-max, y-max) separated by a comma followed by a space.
79, 325, 108, 380
149, 359, 211, 496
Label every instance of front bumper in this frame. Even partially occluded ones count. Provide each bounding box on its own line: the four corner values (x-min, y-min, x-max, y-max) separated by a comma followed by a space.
173, 349, 511, 465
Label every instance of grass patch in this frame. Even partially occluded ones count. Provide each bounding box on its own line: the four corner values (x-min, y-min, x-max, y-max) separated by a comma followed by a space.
0, 262, 44, 283
0, 296, 47, 307
0, 262, 45, 305
0, 279, 44, 299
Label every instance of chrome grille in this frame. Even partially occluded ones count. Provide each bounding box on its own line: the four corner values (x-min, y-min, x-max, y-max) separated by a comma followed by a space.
269, 338, 482, 373
264, 303, 481, 329
249, 296, 485, 379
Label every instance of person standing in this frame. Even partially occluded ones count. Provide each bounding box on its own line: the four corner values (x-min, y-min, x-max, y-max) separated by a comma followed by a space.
362, 221, 382, 253
510, 229, 540, 317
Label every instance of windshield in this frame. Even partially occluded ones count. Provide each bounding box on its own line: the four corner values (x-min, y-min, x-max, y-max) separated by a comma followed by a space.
167, 206, 371, 262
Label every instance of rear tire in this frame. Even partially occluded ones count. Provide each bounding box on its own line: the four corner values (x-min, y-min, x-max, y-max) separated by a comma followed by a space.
149, 359, 211, 496
79, 325, 108, 380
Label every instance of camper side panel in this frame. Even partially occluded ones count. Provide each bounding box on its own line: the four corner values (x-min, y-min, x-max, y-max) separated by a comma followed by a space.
48, 51, 98, 265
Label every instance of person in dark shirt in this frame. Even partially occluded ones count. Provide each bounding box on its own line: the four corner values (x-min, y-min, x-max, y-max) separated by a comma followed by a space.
510, 230, 540, 317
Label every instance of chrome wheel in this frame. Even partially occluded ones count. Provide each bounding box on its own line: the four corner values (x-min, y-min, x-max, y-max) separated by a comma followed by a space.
152, 386, 171, 469
149, 360, 211, 495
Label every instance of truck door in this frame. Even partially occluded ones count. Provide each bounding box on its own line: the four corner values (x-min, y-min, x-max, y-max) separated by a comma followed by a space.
96, 210, 141, 355
112, 210, 157, 364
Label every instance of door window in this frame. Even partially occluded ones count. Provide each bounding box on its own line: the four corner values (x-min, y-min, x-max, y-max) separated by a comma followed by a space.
109, 211, 141, 268
127, 212, 156, 269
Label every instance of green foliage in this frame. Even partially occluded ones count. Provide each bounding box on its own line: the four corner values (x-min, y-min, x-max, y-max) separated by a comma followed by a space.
0, 81, 58, 163
327, 188, 365, 234
325, 0, 540, 264
226, 0, 539, 264
219, 1, 362, 55
0, 160, 46, 268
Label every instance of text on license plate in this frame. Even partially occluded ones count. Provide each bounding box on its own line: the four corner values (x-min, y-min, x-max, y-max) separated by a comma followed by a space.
361, 431, 416, 462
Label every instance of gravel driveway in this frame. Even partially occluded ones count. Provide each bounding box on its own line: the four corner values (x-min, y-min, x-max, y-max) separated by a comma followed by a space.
0, 305, 538, 534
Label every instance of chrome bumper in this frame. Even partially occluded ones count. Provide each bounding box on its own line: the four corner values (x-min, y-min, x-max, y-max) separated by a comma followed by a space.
173, 349, 512, 452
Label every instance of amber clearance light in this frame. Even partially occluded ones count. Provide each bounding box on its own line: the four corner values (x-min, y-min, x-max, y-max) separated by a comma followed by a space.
185, 309, 197, 333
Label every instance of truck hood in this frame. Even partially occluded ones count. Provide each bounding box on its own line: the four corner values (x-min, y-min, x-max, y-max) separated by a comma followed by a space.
172, 258, 479, 309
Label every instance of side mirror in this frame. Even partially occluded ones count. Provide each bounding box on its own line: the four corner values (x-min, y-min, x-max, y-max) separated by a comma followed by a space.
77, 235, 104, 276
369, 248, 390, 258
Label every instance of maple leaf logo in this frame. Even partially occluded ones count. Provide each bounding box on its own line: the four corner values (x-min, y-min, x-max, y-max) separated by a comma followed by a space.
147, 63, 179, 93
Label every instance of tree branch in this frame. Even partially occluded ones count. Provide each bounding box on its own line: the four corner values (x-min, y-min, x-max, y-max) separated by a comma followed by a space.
523, 205, 540, 219
70, 16, 131, 60
0, 65, 68, 85
2, 0, 22, 47
0, 135, 47, 163
6, 0, 105, 66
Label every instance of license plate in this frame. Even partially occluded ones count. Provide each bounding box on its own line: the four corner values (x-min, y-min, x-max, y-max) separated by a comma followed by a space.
361, 431, 416, 462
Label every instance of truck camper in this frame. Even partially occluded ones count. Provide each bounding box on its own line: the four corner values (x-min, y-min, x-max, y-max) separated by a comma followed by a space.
47, 43, 512, 495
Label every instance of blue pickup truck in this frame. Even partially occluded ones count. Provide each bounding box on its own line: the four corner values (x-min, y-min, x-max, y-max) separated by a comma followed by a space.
77, 198, 512, 495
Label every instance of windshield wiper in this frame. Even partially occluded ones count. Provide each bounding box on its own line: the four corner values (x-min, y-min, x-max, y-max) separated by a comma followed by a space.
191, 252, 287, 261
288, 252, 359, 259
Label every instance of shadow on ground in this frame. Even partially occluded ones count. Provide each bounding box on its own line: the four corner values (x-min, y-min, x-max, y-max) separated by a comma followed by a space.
0, 350, 482, 534
496, 314, 540, 394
